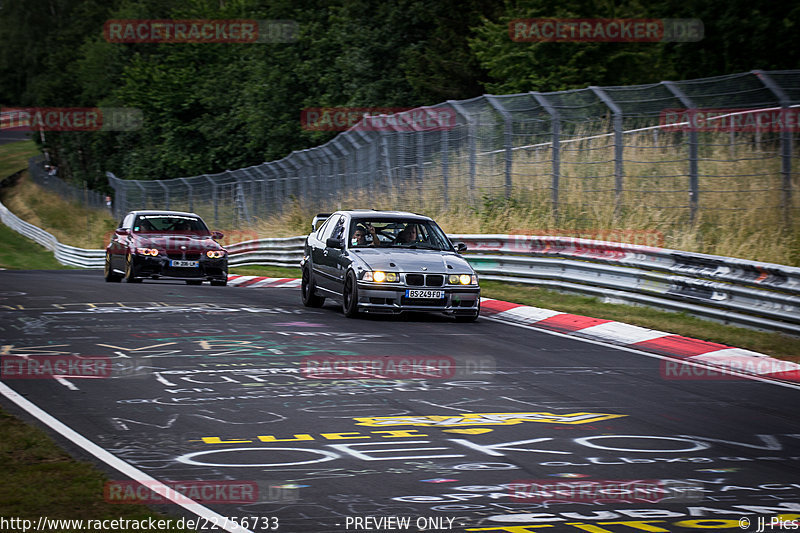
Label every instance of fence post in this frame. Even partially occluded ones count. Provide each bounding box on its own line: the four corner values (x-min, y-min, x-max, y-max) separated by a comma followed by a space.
486, 96, 513, 200
201, 175, 218, 225
179, 178, 193, 212
662, 81, 699, 224
590, 86, 624, 217
531, 92, 561, 222
157, 180, 170, 210
294, 150, 314, 206
319, 146, 337, 209
274, 160, 291, 213
447, 100, 476, 205
754, 70, 793, 225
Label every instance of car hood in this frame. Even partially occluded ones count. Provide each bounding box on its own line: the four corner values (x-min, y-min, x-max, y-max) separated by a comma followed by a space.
354, 248, 473, 273
133, 233, 224, 251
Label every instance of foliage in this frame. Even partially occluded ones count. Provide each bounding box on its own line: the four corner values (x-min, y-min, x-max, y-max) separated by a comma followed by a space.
0, 0, 796, 189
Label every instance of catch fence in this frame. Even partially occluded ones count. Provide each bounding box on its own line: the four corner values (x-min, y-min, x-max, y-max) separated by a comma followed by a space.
106, 69, 800, 227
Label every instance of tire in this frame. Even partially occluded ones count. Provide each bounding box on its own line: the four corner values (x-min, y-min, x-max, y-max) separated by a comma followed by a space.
342, 270, 359, 318
210, 279, 227, 287
186, 280, 203, 285
301, 267, 325, 307
104, 252, 122, 282
124, 253, 142, 283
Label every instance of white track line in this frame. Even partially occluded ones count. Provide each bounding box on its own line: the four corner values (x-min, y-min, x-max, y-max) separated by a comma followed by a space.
0, 380, 254, 533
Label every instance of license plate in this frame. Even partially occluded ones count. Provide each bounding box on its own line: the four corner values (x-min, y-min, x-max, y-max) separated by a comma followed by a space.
170, 260, 199, 268
406, 289, 444, 299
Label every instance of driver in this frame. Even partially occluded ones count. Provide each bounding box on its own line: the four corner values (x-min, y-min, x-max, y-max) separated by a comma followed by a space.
352, 223, 378, 246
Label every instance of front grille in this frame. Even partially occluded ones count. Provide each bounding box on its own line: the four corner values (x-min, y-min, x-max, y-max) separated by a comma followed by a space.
406, 274, 424, 286
426, 274, 444, 286
167, 252, 201, 260
405, 274, 443, 287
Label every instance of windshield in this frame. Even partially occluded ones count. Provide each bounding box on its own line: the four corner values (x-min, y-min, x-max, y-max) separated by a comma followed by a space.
348, 218, 452, 251
133, 214, 209, 234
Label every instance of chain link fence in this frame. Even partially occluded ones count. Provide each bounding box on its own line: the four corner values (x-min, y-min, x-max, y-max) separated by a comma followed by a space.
29, 156, 109, 210
106, 69, 800, 227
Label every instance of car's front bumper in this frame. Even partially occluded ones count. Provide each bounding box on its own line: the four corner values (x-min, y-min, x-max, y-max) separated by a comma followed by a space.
130, 255, 228, 281
355, 282, 480, 315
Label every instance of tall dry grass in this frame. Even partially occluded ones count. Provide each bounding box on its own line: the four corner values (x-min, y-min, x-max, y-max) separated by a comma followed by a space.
245, 127, 799, 266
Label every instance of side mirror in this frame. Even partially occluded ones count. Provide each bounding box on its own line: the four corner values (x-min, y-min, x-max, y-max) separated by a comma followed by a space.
114, 228, 130, 236
326, 237, 344, 249
454, 242, 468, 253
211, 231, 224, 240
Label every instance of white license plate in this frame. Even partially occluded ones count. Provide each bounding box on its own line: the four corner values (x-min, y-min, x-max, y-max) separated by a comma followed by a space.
170, 260, 199, 268
406, 289, 444, 299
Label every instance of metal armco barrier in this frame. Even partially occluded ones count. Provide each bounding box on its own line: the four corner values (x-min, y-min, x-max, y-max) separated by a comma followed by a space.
1, 203, 798, 335
451, 234, 800, 335
225, 237, 305, 268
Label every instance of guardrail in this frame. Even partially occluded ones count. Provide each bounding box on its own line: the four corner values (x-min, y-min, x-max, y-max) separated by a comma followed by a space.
1, 203, 798, 334
451, 234, 800, 335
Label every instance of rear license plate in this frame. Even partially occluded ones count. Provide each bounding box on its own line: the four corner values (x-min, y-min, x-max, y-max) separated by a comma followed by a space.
170, 260, 199, 268
406, 289, 444, 299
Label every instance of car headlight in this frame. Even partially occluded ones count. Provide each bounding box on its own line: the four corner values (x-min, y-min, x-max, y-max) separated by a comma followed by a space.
206, 250, 225, 258
363, 271, 398, 282
449, 274, 478, 285
136, 248, 159, 256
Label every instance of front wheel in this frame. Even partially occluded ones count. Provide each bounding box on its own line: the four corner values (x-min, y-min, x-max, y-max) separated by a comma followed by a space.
104, 252, 122, 282
342, 271, 359, 318
301, 267, 325, 307
124, 253, 142, 283
210, 279, 227, 286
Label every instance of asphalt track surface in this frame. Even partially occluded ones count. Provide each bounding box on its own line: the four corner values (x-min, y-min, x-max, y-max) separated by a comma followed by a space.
1, 270, 800, 533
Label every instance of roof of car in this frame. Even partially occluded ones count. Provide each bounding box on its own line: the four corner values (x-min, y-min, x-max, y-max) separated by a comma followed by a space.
335, 210, 432, 220
127, 210, 202, 218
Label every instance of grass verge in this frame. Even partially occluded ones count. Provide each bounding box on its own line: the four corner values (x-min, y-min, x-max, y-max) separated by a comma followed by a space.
0, 405, 195, 532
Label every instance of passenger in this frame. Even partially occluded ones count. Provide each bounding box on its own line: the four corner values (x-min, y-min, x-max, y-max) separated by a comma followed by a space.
395, 224, 418, 244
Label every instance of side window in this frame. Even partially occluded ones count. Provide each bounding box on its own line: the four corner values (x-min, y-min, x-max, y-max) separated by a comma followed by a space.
121, 214, 134, 229
315, 217, 332, 239
321, 215, 344, 243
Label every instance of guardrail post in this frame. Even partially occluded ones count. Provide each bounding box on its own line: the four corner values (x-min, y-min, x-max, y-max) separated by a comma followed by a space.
662, 81, 699, 224
486, 96, 514, 201
754, 70, 794, 225
447, 100, 476, 205
531, 92, 561, 222
590, 86, 625, 217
